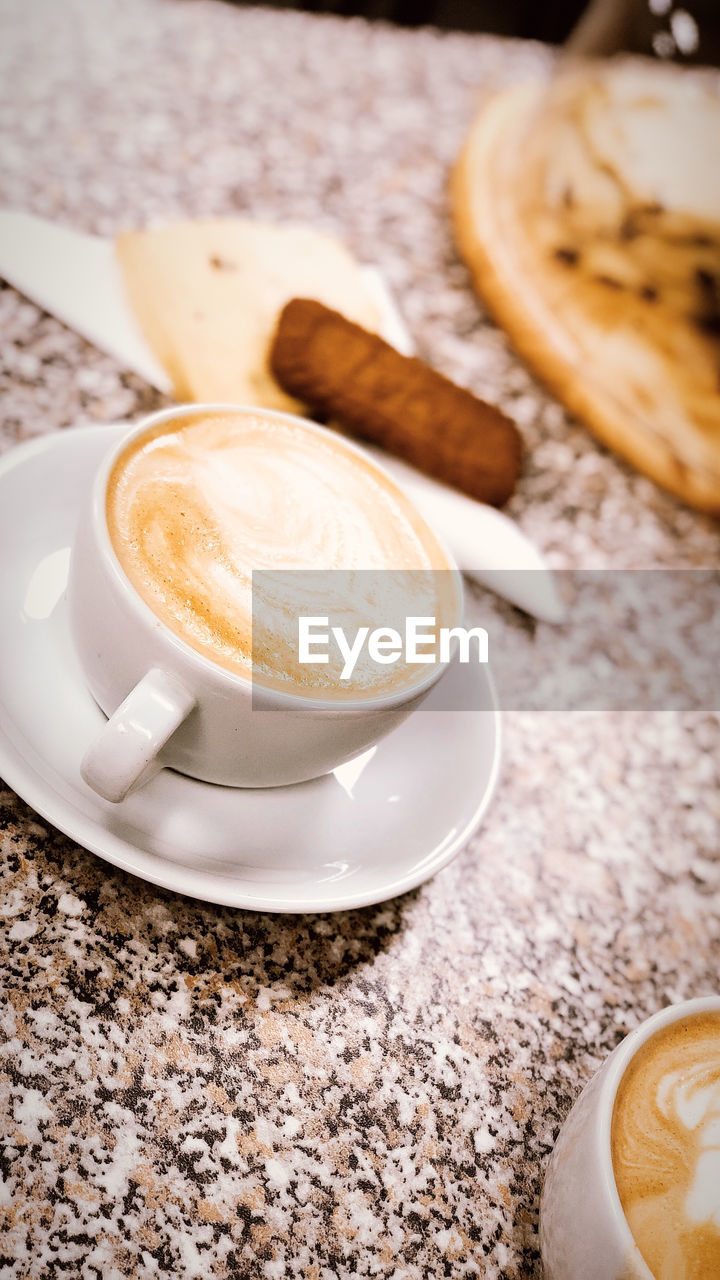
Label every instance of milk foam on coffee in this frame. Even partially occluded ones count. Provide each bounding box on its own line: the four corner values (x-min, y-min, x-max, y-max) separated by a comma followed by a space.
611, 1011, 720, 1280
106, 412, 454, 696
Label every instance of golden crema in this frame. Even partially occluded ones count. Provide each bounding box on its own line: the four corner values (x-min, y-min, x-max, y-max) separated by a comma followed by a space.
106, 412, 455, 697
611, 1011, 720, 1280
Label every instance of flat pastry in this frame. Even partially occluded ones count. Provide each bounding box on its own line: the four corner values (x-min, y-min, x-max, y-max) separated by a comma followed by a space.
115, 218, 380, 414
451, 58, 720, 512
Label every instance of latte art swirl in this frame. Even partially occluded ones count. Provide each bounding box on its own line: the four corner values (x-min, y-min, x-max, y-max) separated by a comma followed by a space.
106, 412, 453, 695
611, 1011, 720, 1280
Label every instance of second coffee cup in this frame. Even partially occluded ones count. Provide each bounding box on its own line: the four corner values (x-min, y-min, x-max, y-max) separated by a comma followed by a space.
67, 404, 463, 802
540, 995, 720, 1280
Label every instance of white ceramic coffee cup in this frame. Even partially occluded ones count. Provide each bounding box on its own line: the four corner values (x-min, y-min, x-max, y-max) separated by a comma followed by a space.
540, 993, 720, 1280
67, 404, 463, 802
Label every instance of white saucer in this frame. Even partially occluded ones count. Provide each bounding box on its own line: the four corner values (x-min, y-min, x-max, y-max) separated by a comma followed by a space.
0, 426, 501, 913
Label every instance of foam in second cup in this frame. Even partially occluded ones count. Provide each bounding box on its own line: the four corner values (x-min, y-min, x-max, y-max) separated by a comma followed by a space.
611, 1010, 720, 1280
106, 411, 455, 698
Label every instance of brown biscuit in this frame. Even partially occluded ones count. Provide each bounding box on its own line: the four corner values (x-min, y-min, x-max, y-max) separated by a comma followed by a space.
270, 299, 522, 507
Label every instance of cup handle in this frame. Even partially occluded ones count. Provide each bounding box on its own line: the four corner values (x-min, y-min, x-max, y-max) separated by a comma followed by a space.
80, 668, 197, 803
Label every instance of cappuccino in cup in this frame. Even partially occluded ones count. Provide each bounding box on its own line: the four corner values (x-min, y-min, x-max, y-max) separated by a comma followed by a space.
106, 410, 456, 699
611, 1009, 720, 1280
70, 404, 462, 799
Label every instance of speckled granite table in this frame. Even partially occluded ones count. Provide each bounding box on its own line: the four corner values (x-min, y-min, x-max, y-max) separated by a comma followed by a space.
1, 1, 719, 1276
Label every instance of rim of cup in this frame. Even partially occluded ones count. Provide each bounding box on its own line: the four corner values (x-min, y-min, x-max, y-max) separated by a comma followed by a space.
90, 403, 465, 715
594, 993, 720, 1271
